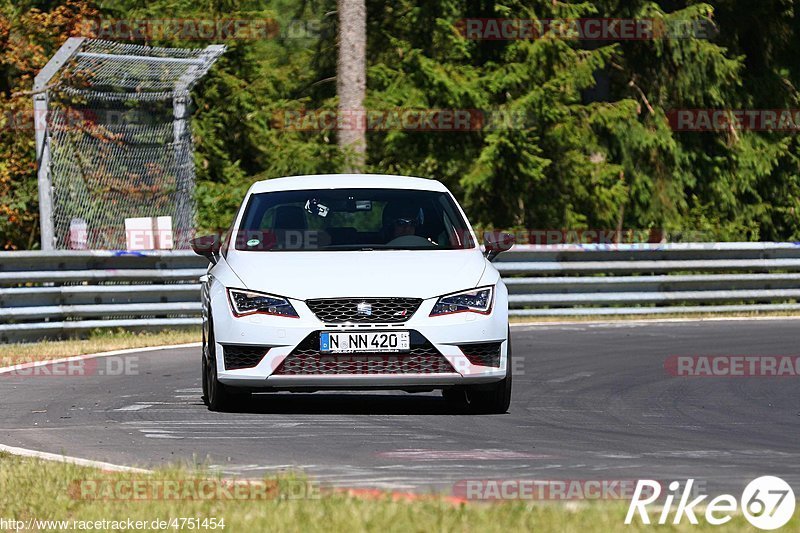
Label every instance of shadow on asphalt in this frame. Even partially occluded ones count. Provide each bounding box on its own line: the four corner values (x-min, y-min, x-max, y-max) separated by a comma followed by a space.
215, 392, 499, 416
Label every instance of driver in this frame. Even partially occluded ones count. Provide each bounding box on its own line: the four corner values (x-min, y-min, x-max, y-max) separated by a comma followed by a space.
382, 203, 424, 242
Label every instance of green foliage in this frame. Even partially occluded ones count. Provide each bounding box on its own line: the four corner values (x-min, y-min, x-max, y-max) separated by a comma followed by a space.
364, 0, 800, 240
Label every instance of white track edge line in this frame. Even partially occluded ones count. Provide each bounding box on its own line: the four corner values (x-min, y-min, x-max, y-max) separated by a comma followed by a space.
0, 443, 151, 473
0, 343, 189, 473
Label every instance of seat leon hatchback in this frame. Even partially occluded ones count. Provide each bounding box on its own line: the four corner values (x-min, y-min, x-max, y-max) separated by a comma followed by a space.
192, 174, 514, 413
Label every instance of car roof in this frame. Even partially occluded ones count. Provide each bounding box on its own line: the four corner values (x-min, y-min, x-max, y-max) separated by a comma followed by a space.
248, 174, 450, 194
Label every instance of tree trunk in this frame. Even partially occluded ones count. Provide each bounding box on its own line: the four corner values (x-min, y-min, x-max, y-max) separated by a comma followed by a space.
337, 0, 366, 171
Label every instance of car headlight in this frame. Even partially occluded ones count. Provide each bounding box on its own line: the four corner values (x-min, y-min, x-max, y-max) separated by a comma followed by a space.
227, 288, 299, 318
430, 286, 494, 316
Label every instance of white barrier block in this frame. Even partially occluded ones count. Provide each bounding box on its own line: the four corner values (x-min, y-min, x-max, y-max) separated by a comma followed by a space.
125, 216, 173, 250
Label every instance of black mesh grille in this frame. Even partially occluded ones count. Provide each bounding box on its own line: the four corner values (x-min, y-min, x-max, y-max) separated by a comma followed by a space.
222, 344, 271, 370
306, 298, 422, 323
274, 331, 456, 375
458, 342, 502, 367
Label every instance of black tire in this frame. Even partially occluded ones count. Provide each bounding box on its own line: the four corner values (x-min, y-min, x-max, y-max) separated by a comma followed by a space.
441, 386, 468, 407
465, 329, 513, 414
201, 322, 210, 405
203, 316, 239, 412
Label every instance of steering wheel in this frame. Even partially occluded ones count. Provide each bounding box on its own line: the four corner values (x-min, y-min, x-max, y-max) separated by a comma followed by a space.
386, 235, 436, 247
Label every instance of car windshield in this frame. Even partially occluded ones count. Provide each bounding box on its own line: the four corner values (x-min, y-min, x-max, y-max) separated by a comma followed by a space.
234, 188, 475, 251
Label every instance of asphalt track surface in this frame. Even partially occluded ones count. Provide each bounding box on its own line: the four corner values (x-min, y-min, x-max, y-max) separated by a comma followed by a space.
1, 319, 799, 496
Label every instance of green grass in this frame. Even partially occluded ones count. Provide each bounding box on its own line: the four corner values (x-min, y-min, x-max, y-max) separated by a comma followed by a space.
0, 328, 200, 365
0, 454, 787, 532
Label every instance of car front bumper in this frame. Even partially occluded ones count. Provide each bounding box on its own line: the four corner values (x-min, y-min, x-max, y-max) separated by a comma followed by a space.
210, 285, 509, 390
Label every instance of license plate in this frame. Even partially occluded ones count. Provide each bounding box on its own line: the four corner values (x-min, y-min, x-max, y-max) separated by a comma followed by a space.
319, 331, 410, 353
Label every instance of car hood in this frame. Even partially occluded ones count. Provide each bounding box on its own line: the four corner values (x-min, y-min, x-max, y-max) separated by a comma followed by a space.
224, 249, 487, 300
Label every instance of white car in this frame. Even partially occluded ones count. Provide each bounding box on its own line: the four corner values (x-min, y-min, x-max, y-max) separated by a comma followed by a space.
192, 174, 514, 413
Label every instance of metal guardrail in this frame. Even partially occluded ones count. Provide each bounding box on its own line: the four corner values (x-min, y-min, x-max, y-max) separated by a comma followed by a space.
0, 251, 205, 342
2, 243, 800, 342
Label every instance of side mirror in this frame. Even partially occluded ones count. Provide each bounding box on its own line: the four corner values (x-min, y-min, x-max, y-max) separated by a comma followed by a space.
190, 234, 221, 264
483, 232, 515, 262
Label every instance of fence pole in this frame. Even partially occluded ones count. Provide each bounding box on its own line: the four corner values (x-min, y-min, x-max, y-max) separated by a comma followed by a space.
33, 37, 85, 251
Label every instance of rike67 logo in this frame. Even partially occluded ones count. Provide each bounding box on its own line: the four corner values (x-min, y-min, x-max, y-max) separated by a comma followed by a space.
625, 476, 795, 530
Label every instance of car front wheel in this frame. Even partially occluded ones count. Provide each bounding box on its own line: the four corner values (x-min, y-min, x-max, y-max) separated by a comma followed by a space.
465, 330, 513, 414
202, 316, 241, 412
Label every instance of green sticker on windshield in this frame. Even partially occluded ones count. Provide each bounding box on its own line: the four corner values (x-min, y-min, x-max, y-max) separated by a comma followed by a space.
247, 239, 260, 247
